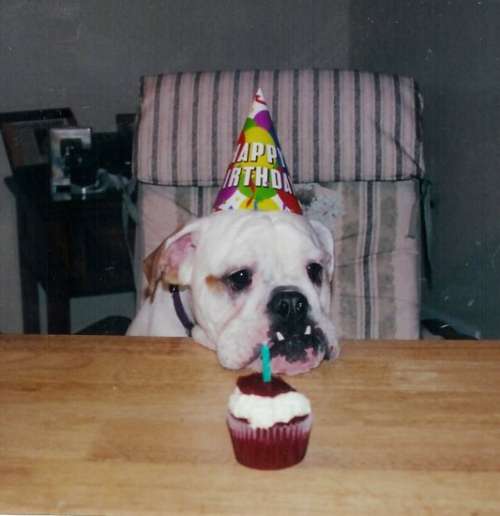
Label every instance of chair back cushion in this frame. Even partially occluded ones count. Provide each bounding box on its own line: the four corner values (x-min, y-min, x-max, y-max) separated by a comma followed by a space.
135, 69, 424, 186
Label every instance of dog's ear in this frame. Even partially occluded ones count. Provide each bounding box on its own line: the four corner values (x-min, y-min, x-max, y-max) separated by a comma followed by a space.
309, 219, 335, 280
143, 219, 202, 298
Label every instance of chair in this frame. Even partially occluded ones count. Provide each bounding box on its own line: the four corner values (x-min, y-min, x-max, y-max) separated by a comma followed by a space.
131, 69, 426, 340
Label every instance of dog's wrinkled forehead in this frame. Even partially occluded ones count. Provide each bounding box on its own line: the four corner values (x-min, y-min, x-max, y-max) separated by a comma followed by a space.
195, 211, 325, 275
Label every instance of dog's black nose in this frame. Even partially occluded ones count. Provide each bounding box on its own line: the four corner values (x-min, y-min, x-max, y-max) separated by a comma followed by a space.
268, 290, 309, 323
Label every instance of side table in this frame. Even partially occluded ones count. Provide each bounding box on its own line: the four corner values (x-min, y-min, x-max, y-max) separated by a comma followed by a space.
5, 165, 136, 334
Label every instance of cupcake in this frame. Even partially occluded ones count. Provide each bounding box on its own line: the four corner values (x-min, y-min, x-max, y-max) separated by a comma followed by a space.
227, 372, 312, 470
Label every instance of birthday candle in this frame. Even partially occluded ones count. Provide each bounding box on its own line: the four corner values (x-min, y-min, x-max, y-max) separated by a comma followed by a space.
261, 343, 271, 382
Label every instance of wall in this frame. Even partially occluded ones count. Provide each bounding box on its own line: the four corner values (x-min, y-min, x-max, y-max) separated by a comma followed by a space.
350, 0, 500, 338
0, 0, 350, 333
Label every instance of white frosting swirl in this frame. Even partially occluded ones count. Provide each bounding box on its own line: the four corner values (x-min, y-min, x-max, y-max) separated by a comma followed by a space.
228, 387, 311, 429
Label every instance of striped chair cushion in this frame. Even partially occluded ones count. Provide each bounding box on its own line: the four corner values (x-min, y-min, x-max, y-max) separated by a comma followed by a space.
134, 180, 420, 339
135, 69, 424, 186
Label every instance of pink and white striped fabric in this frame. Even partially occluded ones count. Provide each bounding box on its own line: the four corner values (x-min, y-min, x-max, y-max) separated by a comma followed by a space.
135, 69, 424, 186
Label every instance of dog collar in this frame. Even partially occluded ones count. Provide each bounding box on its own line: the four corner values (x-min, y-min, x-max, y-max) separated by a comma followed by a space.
169, 285, 195, 337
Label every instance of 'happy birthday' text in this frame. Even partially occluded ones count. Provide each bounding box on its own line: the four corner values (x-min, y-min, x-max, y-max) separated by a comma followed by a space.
222, 166, 293, 192
232, 142, 285, 166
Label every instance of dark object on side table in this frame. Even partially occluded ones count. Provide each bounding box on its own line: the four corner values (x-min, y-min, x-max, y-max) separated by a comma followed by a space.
0, 108, 76, 170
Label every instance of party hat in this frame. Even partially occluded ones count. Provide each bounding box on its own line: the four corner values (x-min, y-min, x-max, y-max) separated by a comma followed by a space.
212, 89, 302, 214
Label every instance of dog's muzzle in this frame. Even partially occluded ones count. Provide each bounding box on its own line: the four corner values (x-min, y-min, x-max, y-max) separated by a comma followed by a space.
266, 288, 330, 363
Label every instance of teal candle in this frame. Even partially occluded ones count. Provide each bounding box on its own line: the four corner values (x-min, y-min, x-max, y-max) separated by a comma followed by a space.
261, 343, 271, 382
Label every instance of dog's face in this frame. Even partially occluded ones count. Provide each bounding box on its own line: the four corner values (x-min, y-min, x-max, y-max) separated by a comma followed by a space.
146, 210, 338, 374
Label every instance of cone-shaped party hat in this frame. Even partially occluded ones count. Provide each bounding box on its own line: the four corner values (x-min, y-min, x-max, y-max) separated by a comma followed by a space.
212, 88, 302, 214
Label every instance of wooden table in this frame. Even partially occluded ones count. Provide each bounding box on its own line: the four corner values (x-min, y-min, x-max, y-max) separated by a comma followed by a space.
1, 335, 499, 515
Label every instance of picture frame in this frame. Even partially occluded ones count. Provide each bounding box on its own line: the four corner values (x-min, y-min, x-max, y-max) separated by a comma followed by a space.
0, 108, 76, 170
49, 126, 92, 191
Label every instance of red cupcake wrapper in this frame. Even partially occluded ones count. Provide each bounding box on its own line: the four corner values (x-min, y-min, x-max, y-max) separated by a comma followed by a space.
227, 412, 312, 470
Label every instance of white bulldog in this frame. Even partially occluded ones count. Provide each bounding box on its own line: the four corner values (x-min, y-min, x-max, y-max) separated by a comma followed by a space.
127, 210, 339, 374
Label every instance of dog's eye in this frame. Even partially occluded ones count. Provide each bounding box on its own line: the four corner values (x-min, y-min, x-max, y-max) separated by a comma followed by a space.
224, 269, 253, 292
307, 262, 323, 286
